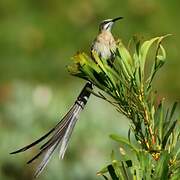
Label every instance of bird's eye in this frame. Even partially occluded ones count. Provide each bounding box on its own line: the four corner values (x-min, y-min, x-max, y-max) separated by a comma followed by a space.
104, 23, 110, 30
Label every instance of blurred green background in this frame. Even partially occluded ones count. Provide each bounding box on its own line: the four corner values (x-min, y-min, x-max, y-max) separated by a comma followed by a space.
0, 0, 180, 179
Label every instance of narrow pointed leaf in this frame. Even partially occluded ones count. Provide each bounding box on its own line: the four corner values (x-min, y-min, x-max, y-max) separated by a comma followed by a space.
110, 134, 138, 153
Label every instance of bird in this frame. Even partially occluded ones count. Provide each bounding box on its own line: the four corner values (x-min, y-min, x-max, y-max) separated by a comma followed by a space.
10, 17, 123, 177
91, 17, 123, 65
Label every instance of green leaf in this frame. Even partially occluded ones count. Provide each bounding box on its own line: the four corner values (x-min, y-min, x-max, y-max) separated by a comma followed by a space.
139, 37, 160, 77
155, 99, 165, 143
174, 145, 180, 160
136, 151, 152, 179
170, 170, 180, 180
146, 36, 170, 91
117, 42, 134, 78
153, 151, 170, 180
110, 134, 138, 153
170, 159, 180, 179
117, 41, 133, 67
121, 161, 130, 180
162, 120, 177, 149
169, 102, 178, 122
97, 166, 108, 176
116, 56, 131, 81
112, 160, 125, 179
91, 50, 108, 73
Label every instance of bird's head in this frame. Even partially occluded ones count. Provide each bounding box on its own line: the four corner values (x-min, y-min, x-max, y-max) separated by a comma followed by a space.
99, 17, 123, 32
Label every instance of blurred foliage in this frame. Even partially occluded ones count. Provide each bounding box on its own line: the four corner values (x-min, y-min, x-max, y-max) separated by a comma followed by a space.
0, 0, 180, 179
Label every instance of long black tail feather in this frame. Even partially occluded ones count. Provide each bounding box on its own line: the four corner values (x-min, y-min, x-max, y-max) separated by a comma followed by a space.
10, 128, 55, 154
34, 139, 61, 178
10, 82, 93, 177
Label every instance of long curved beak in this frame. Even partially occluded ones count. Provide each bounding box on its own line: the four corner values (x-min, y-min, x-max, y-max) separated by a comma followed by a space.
112, 17, 123, 22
